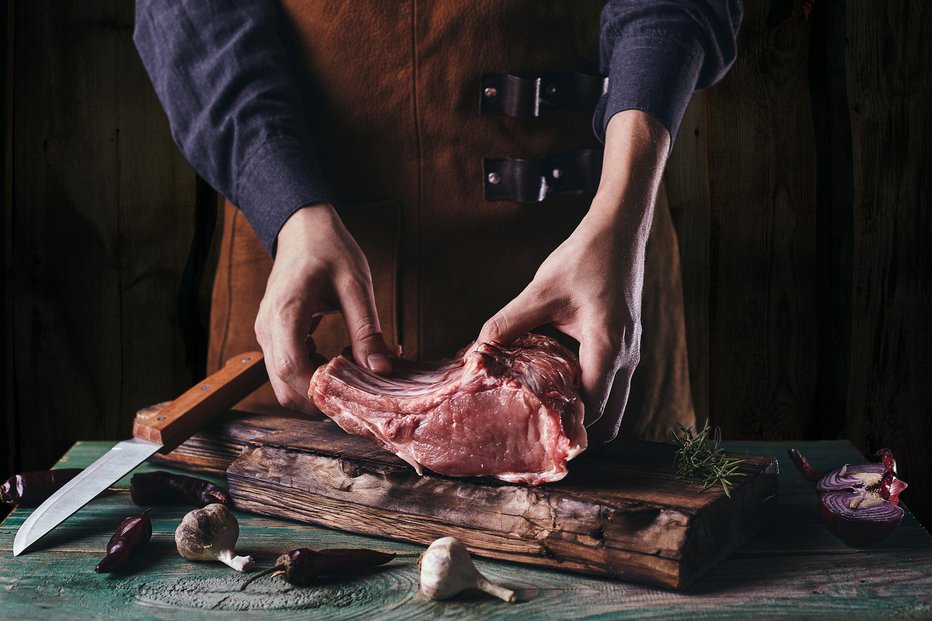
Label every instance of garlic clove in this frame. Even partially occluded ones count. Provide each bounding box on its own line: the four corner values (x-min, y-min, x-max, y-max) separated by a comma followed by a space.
175, 503, 254, 572
419, 537, 516, 603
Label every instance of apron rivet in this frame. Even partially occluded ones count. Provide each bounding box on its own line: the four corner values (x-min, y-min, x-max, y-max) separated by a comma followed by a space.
487, 172, 502, 185
551, 168, 563, 179
545, 83, 558, 96
483, 86, 498, 98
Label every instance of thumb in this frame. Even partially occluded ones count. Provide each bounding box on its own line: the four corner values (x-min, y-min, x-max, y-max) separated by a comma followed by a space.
477, 286, 551, 349
338, 277, 393, 375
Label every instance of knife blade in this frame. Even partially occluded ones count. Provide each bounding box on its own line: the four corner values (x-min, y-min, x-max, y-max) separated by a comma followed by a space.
13, 351, 267, 556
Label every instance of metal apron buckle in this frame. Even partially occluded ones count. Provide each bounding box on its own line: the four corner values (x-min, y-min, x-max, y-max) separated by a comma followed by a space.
483, 148, 603, 203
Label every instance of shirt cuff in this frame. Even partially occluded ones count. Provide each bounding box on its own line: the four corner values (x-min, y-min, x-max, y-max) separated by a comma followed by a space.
593, 34, 705, 146
235, 140, 334, 256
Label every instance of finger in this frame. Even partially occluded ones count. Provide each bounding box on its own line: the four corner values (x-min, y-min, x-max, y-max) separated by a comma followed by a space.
337, 277, 393, 375
267, 303, 320, 397
266, 367, 321, 416
476, 286, 552, 349
585, 365, 635, 443
578, 335, 621, 427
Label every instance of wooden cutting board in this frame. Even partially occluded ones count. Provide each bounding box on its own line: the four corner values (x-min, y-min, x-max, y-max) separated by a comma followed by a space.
138, 404, 779, 590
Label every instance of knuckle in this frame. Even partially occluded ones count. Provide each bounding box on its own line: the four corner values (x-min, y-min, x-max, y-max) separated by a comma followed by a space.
254, 315, 269, 343
337, 272, 373, 299
350, 321, 382, 346
484, 315, 509, 342
275, 354, 299, 384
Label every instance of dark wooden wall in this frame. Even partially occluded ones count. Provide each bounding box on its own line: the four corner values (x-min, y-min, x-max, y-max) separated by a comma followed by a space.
1, 2, 206, 483
3, 2, 931, 525
668, 0, 931, 525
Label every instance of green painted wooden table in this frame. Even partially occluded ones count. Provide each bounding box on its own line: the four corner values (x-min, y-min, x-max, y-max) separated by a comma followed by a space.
1, 441, 930, 620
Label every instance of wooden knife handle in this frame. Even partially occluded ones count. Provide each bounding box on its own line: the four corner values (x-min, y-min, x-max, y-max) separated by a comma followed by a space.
133, 352, 267, 452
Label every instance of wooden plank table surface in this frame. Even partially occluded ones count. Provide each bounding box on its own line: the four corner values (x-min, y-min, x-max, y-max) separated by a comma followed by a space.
1, 440, 930, 620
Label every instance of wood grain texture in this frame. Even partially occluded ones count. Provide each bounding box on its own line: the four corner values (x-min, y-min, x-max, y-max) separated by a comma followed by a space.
2, 0, 14, 486
665, 93, 712, 426
150, 409, 778, 589
0, 441, 928, 619
132, 352, 265, 449
705, 0, 819, 442
8, 2, 198, 474
844, 0, 932, 529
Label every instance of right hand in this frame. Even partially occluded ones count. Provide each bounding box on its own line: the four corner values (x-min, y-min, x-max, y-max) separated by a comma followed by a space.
255, 203, 393, 414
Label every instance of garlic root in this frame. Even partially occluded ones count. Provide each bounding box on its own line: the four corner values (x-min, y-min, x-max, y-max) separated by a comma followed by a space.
419, 536, 517, 603
218, 549, 254, 572
474, 575, 518, 603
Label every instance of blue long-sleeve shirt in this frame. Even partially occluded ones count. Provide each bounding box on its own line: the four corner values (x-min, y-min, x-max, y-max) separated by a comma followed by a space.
134, 1, 741, 256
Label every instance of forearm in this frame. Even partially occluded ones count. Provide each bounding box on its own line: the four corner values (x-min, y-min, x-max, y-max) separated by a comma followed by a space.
590, 110, 670, 248
133, 0, 332, 256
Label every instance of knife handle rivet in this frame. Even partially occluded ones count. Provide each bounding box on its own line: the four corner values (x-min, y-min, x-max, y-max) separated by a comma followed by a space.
201, 384, 212, 391
242, 356, 252, 363
157, 416, 166, 421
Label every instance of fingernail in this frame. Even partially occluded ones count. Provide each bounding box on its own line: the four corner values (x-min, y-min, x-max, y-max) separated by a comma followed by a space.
367, 353, 391, 374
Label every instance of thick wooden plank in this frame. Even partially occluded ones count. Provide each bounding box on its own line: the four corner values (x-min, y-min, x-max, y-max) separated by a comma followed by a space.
1, 441, 929, 620
844, 0, 932, 529
705, 0, 818, 441
164, 410, 776, 590
9, 1, 197, 475
229, 433, 776, 589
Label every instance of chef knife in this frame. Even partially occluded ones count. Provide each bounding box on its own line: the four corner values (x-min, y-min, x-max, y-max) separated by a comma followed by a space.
13, 352, 267, 556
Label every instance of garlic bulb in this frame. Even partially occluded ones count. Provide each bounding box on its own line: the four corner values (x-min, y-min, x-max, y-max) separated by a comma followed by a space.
419, 537, 516, 603
175, 503, 254, 572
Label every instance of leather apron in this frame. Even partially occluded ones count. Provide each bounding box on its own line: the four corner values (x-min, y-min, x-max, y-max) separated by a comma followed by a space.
207, 0, 695, 441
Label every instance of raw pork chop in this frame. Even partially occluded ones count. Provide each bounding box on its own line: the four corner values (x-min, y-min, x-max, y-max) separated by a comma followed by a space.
307, 334, 587, 485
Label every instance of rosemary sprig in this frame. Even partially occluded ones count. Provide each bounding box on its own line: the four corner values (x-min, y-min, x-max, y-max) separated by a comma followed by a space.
671, 421, 746, 498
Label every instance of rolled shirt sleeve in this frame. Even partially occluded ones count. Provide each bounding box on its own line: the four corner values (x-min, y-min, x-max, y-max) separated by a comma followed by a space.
133, 0, 332, 255
594, 0, 743, 144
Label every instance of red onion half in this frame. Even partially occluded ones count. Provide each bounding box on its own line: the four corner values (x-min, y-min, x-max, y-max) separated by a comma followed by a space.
789, 448, 908, 546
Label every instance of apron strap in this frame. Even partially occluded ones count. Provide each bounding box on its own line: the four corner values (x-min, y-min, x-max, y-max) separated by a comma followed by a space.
483, 148, 602, 203
480, 72, 608, 117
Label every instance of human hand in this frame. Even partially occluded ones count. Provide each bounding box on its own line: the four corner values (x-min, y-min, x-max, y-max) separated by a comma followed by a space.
477, 110, 670, 441
476, 205, 646, 441
255, 203, 392, 414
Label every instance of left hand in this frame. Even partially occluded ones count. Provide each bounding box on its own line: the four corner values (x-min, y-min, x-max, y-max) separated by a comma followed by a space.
476, 203, 645, 443
476, 110, 670, 442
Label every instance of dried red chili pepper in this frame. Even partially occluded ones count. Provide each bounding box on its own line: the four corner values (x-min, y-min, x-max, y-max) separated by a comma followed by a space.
1, 469, 83, 506
95, 509, 153, 573
130, 471, 231, 507
240, 547, 396, 590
